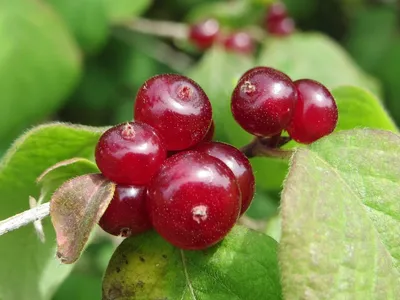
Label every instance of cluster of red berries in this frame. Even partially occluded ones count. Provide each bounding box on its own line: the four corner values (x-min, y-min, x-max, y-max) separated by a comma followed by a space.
232, 66, 338, 144
95, 64, 338, 250
188, 2, 295, 54
95, 74, 255, 250
189, 18, 255, 55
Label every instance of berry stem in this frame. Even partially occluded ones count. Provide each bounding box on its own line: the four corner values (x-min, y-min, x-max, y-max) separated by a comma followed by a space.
240, 137, 293, 159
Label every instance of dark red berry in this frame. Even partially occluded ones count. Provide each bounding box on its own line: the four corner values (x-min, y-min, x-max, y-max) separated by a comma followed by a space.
99, 185, 151, 237
223, 31, 254, 55
202, 120, 215, 142
189, 19, 220, 49
267, 17, 295, 37
231, 66, 297, 137
265, 3, 295, 37
286, 79, 338, 144
193, 142, 255, 215
266, 2, 288, 22
147, 151, 241, 250
134, 74, 213, 151
95, 122, 166, 185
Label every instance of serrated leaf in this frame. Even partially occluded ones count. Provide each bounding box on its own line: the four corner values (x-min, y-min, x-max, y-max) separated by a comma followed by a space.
258, 33, 380, 95
50, 173, 115, 264
280, 129, 400, 299
102, 226, 282, 300
37, 157, 100, 201
45, 0, 109, 53
105, 0, 152, 23
0, 0, 81, 145
0, 123, 104, 300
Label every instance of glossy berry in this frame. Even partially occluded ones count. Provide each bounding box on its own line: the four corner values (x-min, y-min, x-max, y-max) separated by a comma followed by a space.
202, 120, 215, 142
231, 66, 297, 137
265, 3, 295, 37
286, 79, 338, 144
193, 142, 255, 215
134, 74, 213, 151
147, 151, 241, 250
223, 31, 254, 55
189, 19, 220, 49
99, 185, 151, 237
95, 122, 166, 185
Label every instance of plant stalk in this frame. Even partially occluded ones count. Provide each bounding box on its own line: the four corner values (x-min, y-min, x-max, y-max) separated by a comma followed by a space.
0, 202, 50, 236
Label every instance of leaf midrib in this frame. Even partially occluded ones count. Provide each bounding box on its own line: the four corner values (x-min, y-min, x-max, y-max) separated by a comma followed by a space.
180, 249, 198, 300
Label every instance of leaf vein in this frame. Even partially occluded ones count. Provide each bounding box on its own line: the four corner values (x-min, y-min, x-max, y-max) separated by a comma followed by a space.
180, 250, 198, 300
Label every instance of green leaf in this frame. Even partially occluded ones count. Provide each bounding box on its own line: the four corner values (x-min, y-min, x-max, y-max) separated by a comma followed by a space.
50, 173, 115, 264
333, 86, 397, 132
0, 123, 104, 300
45, 0, 109, 53
376, 38, 400, 124
258, 33, 380, 95
0, 0, 81, 145
105, 0, 152, 23
280, 129, 400, 299
345, 7, 397, 73
245, 187, 279, 220
37, 157, 100, 201
103, 226, 282, 299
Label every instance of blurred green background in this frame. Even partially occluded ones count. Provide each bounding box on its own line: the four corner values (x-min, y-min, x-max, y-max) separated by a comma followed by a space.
0, 0, 398, 298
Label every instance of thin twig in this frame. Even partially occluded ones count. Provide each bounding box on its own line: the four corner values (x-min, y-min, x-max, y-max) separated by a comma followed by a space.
113, 27, 194, 73
0, 202, 50, 236
123, 17, 266, 44
240, 137, 293, 159
123, 17, 189, 40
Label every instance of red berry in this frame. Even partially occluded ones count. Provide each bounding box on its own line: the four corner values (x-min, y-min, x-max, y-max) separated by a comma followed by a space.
134, 74, 213, 151
223, 31, 254, 55
99, 185, 151, 237
202, 120, 215, 142
189, 19, 220, 49
265, 3, 295, 37
231, 66, 297, 137
266, 2, 288, 22
286, 79, 338, 144
147, 151, 241, 250
193, 142, 255, 215
267, 17, 295, 37
95, 122, 166, 185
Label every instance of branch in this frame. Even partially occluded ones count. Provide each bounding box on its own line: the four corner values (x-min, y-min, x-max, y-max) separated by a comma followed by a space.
0, 202, 50, 236
122, 17, 266, 43
113, 27, 194, 73
240, 137, 293, 159
123, 17, 189, 40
